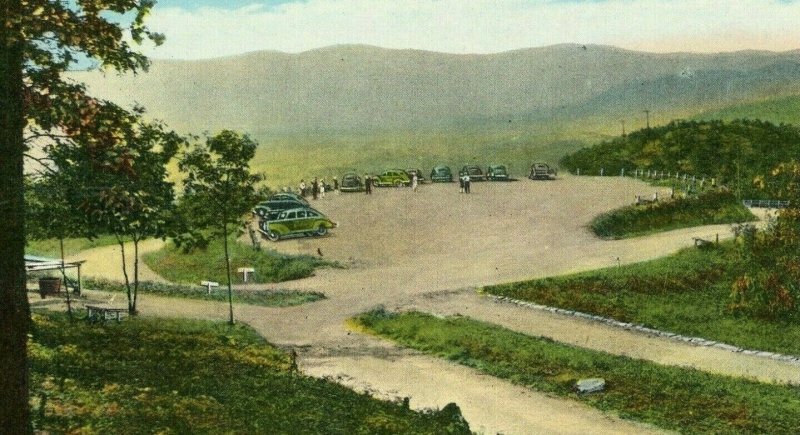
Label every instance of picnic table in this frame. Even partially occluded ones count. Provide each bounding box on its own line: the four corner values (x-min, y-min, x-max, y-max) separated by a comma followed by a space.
86, 304, 127, 322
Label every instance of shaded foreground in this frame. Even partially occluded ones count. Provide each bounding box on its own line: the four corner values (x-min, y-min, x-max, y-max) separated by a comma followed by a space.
355, 310, 800, 434
29, 312, 470, 434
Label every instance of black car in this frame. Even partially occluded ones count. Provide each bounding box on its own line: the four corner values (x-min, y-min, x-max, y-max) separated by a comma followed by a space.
459, 165, 486, 181
340, 172, 363, 192
405, 168, 425, 183
487, 164, 509, 181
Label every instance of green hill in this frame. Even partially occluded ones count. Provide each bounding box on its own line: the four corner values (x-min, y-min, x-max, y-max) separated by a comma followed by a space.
559, 119, 800, 198
693, 95, 800, 125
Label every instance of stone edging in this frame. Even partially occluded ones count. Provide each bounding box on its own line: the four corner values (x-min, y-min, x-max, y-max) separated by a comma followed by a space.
490, 295, 800, 366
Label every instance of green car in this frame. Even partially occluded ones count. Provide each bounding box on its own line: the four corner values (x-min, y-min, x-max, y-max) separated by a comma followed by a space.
430, 165, 453, 182
487, 164, 509, 181
373, 169, 411, 187
258, 207, 337, 241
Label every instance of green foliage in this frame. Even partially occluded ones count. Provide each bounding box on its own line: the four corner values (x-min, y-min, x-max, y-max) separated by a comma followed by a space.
356, 311, 800, 434
82, 278, 324, 307
143, 238, 334, 284
485, 244, 800, 355
590, 190, 755, 239
29, 312, 470, 434
560, 119, 800, 198
694, 95, 800, 126
729, 161, 800, 321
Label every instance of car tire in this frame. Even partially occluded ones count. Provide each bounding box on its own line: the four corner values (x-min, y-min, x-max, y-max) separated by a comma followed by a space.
315, 226, 328, 236
395, 180, 404, 187
266, 231, 280, 242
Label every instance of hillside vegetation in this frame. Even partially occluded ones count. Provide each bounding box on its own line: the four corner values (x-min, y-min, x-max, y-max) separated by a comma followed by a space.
30, 312, 471, 434
560, 119, 800, 198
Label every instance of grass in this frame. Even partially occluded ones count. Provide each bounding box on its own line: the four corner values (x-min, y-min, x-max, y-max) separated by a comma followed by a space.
354, 310, 800, 434
143, 238, 337, 284
590, 190, 755, 239
29, 311, 471, 434
82, 277, 325, 307
26, 235, 121, 258
484, 243, 800, 356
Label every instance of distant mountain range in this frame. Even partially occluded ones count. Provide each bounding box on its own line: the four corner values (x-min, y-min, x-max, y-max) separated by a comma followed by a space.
70, 44, 800, 134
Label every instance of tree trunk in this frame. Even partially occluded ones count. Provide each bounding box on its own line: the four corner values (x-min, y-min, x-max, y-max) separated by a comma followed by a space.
59, 237, 72, 320
223, 223, 234, 325
0, 0, 32, 431
132, 238, 139, 314
118, 239, 133, 314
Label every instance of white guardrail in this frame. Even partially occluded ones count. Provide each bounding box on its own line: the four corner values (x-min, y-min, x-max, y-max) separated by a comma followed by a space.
742, 199, 790, 208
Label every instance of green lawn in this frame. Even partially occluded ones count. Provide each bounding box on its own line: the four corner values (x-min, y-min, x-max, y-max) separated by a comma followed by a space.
30, 311, 471, 434
355, 310, 800, 434
590, 191, 755, 239
26, 235, 121, 258
82, 278, 325, 307
484, 244, 800, 356
143, 238, 336, 284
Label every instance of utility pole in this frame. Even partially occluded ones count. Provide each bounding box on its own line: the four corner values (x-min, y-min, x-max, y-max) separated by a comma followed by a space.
643, 110, 651, 129
620, 119, 626, 137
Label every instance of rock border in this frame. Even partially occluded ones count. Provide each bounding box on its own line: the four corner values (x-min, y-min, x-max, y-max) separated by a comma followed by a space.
490, 295, 800, 366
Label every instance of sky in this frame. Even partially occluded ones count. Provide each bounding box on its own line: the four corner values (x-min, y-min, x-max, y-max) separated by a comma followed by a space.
141, 0, 800, 60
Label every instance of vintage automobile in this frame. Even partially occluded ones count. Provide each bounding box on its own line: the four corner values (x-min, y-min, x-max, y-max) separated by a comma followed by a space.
486, 164, 510, 181
529, 163, 557, 180
267, 192, 309, 205
459, 165, 486, 181
339, 172, 363, 192
404, 168, 426, 183
252, 197, 308, 220
258, 207, 337, 241
372, 169, 411, 187
429, 165, 453, 182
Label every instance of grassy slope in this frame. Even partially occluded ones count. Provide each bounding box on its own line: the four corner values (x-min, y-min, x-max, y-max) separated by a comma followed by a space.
694, 94, 800, 125
30, 312, 470, 434
26, 235, 121, 259
590, 191, 756, 239
485, 244, 800, 356
143, 238, 334, 284
355, 311, 800, 434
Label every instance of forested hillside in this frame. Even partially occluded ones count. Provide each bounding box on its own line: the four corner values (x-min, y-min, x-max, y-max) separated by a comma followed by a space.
560, 119, 800, 197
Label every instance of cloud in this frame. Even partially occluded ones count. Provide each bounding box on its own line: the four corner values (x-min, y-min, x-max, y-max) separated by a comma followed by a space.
143, 0, 800, 60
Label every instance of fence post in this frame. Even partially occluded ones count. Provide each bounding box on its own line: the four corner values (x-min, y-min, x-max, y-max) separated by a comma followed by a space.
600, 168, 604, 176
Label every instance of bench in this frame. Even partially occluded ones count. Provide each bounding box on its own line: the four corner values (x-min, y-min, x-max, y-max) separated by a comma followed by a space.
86, 304, 127, 322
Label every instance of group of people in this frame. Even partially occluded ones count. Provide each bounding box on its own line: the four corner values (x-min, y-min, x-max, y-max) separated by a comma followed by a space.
459, 173, 471, 193
298, 177, 340, 200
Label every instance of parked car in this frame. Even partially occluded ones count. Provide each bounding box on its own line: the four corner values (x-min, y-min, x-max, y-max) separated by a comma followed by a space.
459, 165, 486, 181
266, 192, 309, 205
430, 165, 453, 182
404, 168, 426, 183
258, 207, 337, 241
486, 164, 509, 181
373, 169, 411, 187
252, 198, 308, 220
339, 172, 363, 192
529, 163, 557, 180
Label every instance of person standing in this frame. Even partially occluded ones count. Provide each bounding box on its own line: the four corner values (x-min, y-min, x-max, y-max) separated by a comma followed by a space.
320, 179, 326, 198
333, 176, 339, 194
365, 174, 372, 194
459, 174, 465, 193
299, 179, 306, 197
312, 177, 319, 200
464, 173, 471, 194
411, 173, 418, 192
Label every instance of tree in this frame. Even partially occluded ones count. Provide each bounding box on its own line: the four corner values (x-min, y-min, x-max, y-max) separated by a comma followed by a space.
179, 131, 262, 325
48, 102, 183, 315
1, 1, 162, 430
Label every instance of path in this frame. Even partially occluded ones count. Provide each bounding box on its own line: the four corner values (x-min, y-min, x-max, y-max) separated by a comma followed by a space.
80, 176, 798, 434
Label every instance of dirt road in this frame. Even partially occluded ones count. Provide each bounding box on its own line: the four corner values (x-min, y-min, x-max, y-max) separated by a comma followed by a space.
83, 176, 798, 434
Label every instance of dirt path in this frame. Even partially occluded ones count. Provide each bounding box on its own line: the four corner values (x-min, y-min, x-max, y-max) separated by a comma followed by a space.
68, 238, 167, 283
80, 176, 798, 434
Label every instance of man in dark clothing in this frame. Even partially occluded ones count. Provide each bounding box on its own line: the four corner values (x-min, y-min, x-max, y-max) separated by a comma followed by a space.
464, 174, 471, 194
365, 174, 372, 194
312, 177, 319, 200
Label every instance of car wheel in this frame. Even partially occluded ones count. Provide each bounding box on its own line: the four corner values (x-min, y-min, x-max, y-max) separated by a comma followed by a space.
266, 231, 280, 242
395, 180, 404, 187
315, 226, 328, 236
